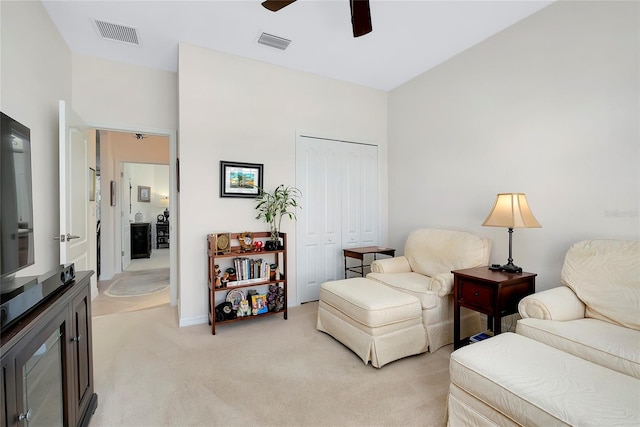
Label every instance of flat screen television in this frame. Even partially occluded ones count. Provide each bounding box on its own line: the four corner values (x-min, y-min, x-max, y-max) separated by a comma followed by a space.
1, 112, 35, 282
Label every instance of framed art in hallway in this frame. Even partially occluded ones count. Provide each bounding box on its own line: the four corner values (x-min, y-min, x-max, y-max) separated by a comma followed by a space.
138, 185, 151, 202
220, 160, 263, 198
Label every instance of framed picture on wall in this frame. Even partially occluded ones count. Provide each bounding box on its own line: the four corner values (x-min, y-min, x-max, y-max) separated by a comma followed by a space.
220, 161, 263, 198
138, 185, 151, 202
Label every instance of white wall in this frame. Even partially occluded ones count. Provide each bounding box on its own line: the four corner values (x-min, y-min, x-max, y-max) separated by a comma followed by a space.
72, 55, 178, 131
178, 44, 388, 325
128, 163, 170, 224
388, 0, 639, 290
1, 0, 72, 277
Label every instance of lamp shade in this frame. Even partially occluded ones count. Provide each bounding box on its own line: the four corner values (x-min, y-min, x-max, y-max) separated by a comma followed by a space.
482, 193, 541, 228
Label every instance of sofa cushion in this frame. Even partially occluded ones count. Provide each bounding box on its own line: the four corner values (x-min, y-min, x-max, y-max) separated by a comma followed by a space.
449, 333, 640, 426
561, 239, 640, 330
516, 317, 640, 379
404, 228, 491, 278
366, 272, 438, 309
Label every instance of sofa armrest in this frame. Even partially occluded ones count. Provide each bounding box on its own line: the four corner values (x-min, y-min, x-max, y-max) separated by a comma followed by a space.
370, 256, 412, 273
429, 273, 454, 297
518, 286, 586, 321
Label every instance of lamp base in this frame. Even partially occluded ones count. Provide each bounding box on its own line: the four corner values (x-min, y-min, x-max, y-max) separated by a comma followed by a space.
489, 262, 522, 274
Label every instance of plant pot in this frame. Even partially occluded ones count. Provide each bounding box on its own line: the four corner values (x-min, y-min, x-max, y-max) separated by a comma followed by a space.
265, 240, 278, 251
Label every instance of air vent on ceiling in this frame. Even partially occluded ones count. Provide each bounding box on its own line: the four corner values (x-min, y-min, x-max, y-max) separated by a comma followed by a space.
257, 32, 291, 50
93, 19, 139, 46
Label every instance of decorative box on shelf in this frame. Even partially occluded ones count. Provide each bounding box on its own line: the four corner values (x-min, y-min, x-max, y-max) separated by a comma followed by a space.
206, 231, 288, 335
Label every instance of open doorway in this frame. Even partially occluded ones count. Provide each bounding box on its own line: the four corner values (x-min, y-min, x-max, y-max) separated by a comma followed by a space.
91, 129, 176, 317
122, 162, 170, 271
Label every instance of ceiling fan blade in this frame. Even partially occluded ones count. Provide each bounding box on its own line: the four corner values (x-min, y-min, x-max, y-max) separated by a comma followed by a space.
350, 0, 372, 37
262, 0, 297, 12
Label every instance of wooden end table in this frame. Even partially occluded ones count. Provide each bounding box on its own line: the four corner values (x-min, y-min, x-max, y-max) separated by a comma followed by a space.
343, 246, 395, 278
452, 266, 536, 349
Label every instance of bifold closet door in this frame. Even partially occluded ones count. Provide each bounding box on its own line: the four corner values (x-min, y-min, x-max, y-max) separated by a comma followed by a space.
342, 142, 378, 250
296, 136, 379, 303
296, 137, 343, 303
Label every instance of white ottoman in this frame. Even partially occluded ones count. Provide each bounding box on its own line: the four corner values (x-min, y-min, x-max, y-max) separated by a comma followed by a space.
448, 332, 640, 426
317, 277, 427, 368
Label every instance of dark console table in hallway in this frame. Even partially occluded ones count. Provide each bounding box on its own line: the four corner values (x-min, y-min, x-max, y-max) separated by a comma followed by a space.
131, 222, 151, 258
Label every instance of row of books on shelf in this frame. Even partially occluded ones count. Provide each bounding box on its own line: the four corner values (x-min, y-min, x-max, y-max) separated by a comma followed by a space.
232, 257, 272, 283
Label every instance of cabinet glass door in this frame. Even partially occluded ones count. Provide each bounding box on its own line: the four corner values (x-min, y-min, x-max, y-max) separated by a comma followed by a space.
22, 329, 64, 426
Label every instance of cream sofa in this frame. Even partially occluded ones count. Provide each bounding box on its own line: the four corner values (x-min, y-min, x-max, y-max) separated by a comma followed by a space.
517, 239, 640, 378
447, 239, 640, 426
366, 228, 491, 352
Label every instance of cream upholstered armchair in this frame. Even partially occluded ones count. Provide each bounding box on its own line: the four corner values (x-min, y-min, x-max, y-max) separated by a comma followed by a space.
517, 239, 640, 378
367, 228, 491, 352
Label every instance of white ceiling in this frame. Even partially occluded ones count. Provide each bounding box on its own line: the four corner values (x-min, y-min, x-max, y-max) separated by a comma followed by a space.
42, 0, 553, 91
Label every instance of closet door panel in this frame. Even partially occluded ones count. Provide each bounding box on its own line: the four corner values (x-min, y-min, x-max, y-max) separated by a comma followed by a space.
322, 143, 343, 283
296, 137, 342, 302
297, 142, 324, 303
342, 143, 361, 248
359, 144, 378, 246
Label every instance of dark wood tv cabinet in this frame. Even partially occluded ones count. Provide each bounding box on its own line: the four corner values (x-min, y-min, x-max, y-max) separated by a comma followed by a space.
1, 271, 98, 427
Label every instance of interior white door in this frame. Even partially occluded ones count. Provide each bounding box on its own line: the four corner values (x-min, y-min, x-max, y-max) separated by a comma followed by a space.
296, 136, 379, 303
296, 137, 343, 303
360, 144, 379, 245
121, 166, 132, 271
343, 143, 378, 249
58, 100, 90, 270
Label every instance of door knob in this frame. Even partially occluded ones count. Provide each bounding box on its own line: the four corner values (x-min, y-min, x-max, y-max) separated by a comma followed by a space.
18, 408, 32, 422
53, 233, 81, 242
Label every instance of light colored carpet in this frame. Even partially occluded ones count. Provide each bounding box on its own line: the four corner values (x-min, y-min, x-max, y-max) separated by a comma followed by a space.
90, 302, 452, 427
104, 268, 169, 297
93, 270, 170, 317
126, 248, 170, 271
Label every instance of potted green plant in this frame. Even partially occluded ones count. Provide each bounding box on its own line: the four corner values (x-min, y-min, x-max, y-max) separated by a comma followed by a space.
255, 184, 301, 250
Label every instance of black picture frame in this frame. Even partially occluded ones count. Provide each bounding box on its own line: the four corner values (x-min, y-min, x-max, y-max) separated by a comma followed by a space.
220, 161, 263, 198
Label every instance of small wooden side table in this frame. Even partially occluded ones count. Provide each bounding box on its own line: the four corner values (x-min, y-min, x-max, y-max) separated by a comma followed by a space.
452, 266, 536, 349
343, 246, 395, 278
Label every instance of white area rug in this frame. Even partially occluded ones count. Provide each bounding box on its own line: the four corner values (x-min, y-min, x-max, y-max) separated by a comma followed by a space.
105, 268, 169, 297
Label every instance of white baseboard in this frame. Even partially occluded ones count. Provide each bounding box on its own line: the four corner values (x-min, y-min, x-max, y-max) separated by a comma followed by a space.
179, 314, 208, 327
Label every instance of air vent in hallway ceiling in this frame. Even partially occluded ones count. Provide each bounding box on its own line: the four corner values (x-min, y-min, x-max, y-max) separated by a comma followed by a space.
257, 32, 291, 50
93, 19, 139, 45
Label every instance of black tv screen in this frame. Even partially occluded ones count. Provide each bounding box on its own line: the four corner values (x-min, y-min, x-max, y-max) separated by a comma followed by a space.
1, 112, 35, 279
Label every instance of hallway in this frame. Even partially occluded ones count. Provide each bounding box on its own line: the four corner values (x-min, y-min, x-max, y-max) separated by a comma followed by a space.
92, 248, 171, 317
